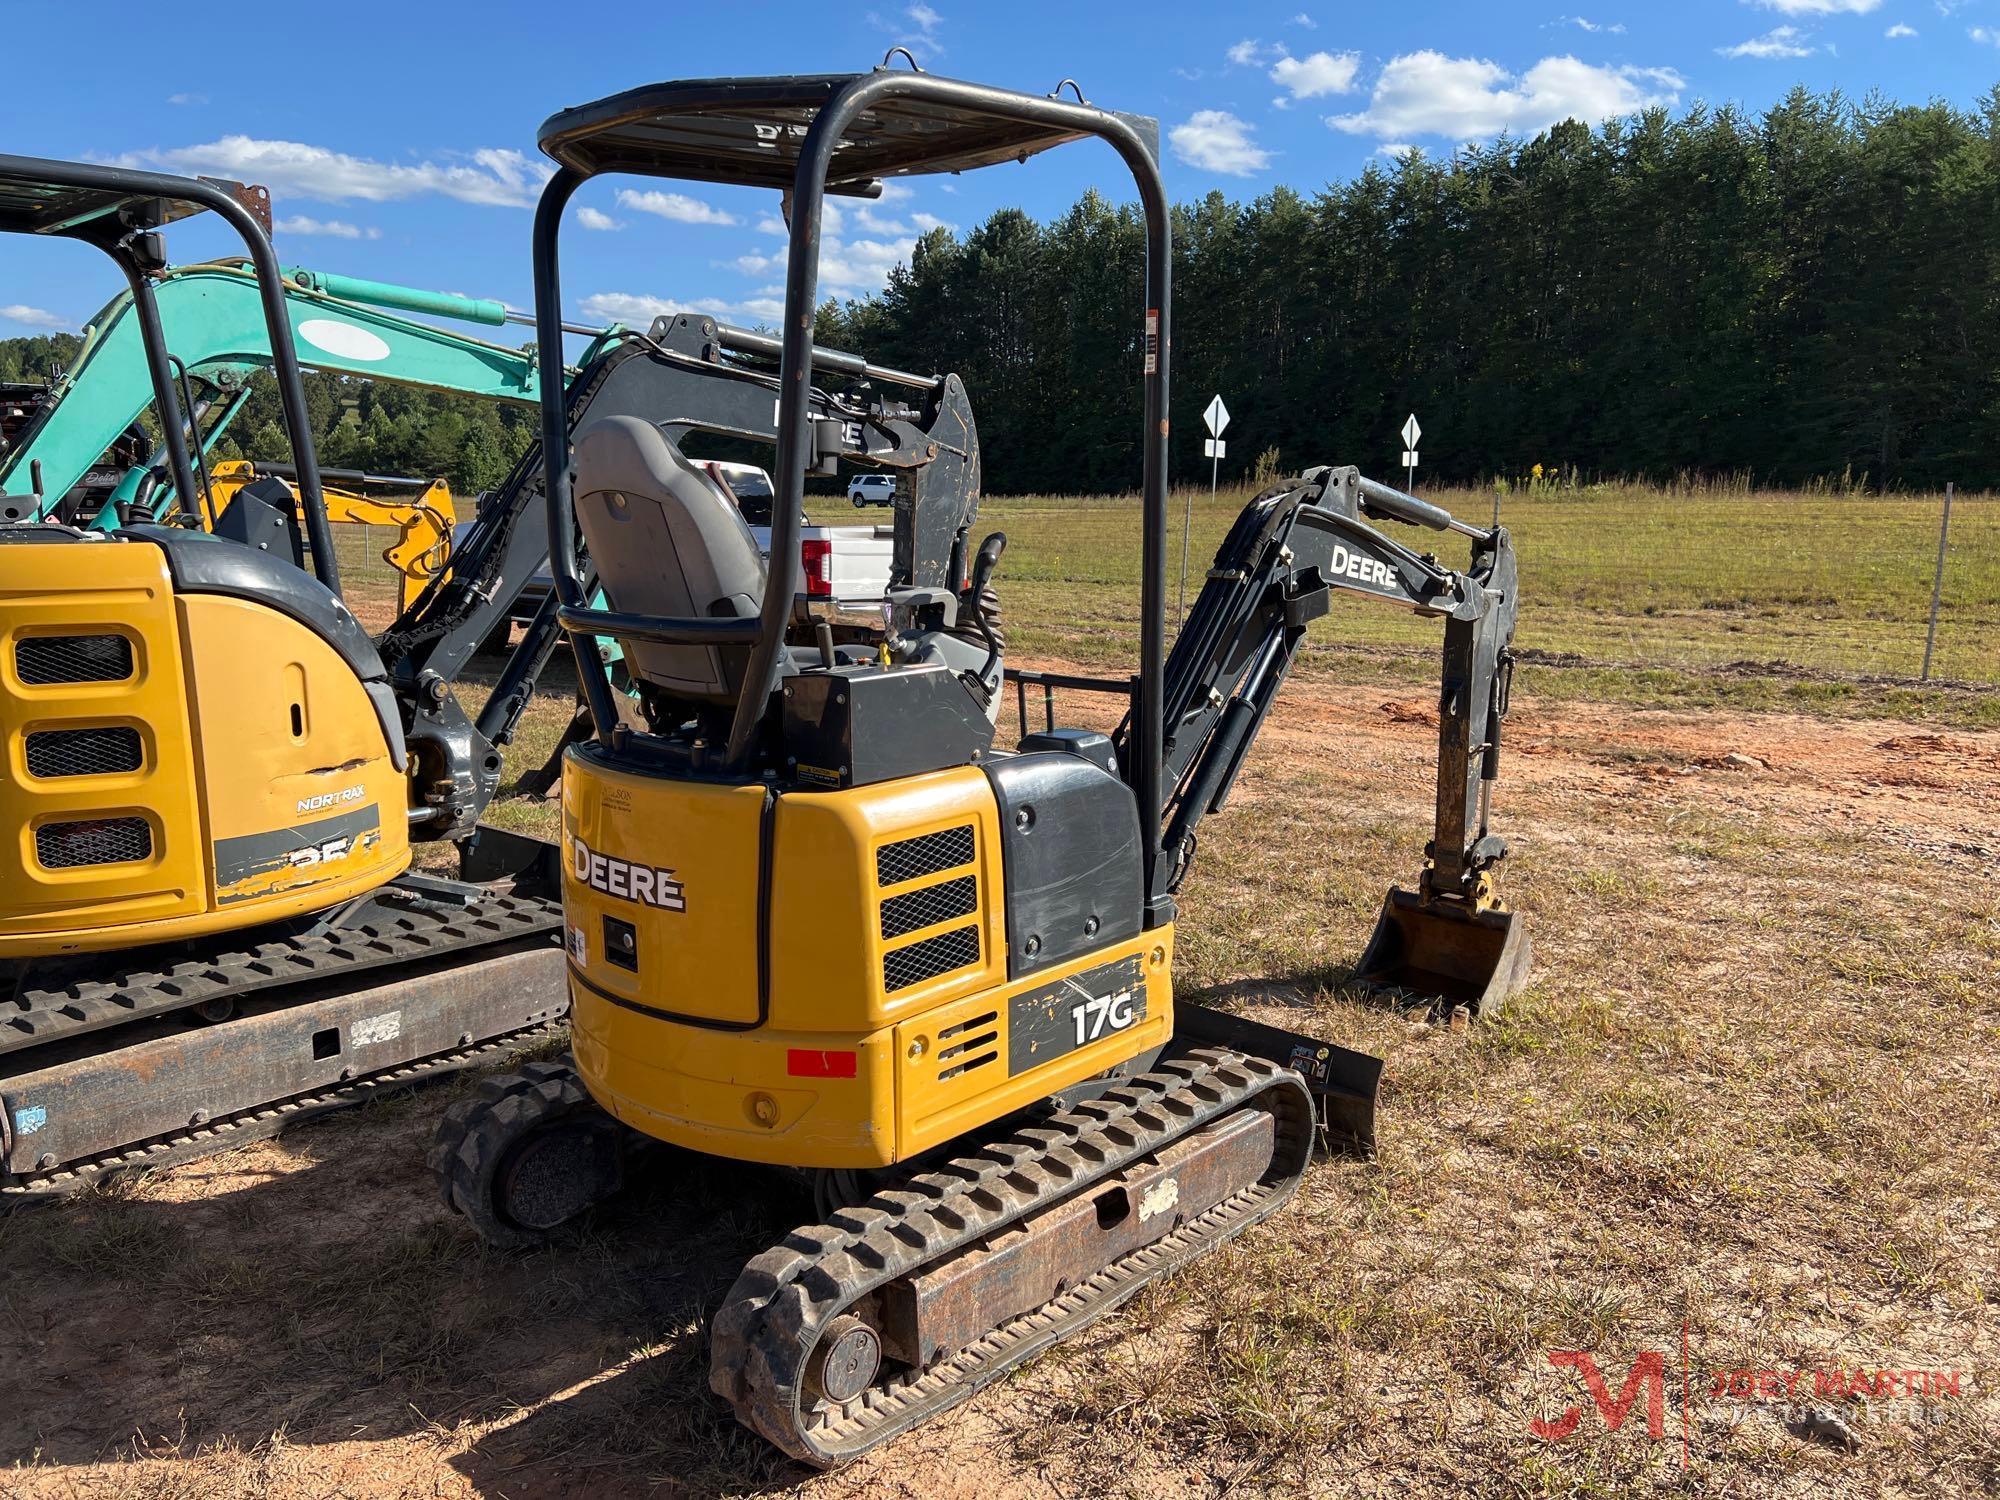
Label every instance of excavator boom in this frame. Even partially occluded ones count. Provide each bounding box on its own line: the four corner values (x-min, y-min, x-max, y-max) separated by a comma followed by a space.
0, 259, 561, 518
1144, 466, 1527, 1013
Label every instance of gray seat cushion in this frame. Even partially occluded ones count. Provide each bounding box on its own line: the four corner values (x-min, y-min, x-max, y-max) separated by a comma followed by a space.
571, 416, 767, 703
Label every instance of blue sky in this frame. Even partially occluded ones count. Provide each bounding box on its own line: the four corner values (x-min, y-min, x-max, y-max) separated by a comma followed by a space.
2, 0, 1994, 339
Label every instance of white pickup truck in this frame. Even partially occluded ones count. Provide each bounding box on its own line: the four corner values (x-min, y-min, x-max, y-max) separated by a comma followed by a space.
707, 461, 893, 613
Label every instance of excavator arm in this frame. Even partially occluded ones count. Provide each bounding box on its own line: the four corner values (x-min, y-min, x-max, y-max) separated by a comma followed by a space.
204, 458, 457, 612
1140, 466, 1527, 1013
0, 260, 557, 516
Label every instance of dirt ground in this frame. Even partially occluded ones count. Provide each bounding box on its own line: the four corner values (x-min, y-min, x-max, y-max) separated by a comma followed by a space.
5, 669, 1996, 1499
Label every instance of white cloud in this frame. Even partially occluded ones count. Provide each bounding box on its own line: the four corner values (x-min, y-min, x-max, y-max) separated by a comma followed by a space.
0, 304, 72, 332
718, 181, 943, 295
1974, 25, 2000, 43
731, 235, 916, 299
1749, 0, 1877, 11
273, 214, 379, 240
1270, 50, 1361, 98
1227, 38, 1274, 66
1169, 110, 1271, 175
1329, 53, 1684, 141
1290, 11, 1317, 26
105, 137, 551, 208
1377, 142, 1418, 159
1719, 25, 1816, 55
579, 290, 785, 329
577, 206, 623, 231
1555, 14, 1626, 32
614, 188, 739, 226
165, 92, 208, 106
870, 2, 945, 58
1885, 22, 1917, 36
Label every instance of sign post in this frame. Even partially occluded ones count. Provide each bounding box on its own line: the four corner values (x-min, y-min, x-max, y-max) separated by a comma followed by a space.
1401, 413, 1421, 495
1921, 482, 1954, 682
1186, 394, 1230, 620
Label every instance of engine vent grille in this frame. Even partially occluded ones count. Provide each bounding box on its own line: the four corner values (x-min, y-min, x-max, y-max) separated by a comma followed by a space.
16, 634, 133, 686
937, 1008, 1000, 1080
876, 824, 974, 888
25, 726, 144, 779
880, 873, 977, 940
35, 816, 153, 869
883, 924, 980, 993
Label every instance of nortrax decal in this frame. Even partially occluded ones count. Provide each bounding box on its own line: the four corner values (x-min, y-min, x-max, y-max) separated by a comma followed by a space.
296, 784, 367, 816
1328, 543, 1399, 591
571, 834, 686, 911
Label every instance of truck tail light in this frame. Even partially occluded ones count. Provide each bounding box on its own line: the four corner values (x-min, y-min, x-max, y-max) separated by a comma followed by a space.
802, 538, 833, 598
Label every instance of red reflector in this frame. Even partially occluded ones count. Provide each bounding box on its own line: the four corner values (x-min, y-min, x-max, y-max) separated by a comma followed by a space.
787, 1048, 857, 1078
801, 538, 833, 597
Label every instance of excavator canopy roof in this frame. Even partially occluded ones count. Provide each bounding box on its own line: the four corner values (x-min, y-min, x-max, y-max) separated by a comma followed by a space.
0, 158, 272, 242
0, 172, 174, 240
537, 72, 1156, 197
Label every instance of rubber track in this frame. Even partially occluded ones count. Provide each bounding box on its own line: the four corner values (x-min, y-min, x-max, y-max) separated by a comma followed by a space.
1, 893, 560, 1059
708, 1048, 1315, 1467
428, 1059, 603, 1248
2, 1020, 563, 1202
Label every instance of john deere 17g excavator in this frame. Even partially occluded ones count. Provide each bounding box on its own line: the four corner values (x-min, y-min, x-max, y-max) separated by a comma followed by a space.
431, 67, 1527, 1465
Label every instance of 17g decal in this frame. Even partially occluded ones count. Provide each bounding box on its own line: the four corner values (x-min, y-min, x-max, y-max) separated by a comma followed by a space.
1069, 984, 1138, 1046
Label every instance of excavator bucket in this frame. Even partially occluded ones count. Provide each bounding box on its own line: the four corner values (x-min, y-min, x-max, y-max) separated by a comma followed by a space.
1354, 887, 1531, 1016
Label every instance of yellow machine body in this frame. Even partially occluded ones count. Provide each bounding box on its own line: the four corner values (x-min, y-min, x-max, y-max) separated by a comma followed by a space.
0, 536, 409, 958
562, 751, 1175, 1170
204, 460, 457, 613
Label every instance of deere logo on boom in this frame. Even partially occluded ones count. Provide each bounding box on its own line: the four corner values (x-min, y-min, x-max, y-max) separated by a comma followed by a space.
571, 835, 686, 911
1328, 543, 1398, 590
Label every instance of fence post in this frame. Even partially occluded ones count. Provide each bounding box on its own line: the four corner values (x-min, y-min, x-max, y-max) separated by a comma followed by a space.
1920, 482, 1953, 682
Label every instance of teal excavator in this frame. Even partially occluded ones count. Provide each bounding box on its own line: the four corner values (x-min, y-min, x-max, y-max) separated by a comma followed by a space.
0, 256, 607, 527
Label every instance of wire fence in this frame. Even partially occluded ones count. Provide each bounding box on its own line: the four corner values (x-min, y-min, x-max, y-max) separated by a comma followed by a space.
326, 483, 1996, 691
986, 481, 1998, 690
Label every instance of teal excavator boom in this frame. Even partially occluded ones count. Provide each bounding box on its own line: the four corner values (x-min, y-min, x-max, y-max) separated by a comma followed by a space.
0, 259, 614, 519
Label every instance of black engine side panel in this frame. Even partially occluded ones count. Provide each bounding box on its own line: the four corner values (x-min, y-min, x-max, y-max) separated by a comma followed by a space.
984, 752, 1144, 979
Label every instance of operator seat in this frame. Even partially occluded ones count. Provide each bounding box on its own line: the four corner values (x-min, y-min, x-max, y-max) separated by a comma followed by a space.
570, 415, 766, 703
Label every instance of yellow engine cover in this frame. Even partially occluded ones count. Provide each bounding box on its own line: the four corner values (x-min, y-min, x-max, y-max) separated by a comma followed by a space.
562, 748, 1174, 1169
0, 536, 409, 957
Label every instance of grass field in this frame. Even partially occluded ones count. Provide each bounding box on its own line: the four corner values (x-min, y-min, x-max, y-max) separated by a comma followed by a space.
6, 482, 1995, 1498
956, 479, 1999, 728
336, 475, 1998, 734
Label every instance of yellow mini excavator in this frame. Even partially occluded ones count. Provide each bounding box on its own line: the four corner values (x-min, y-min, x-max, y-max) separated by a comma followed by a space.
431, 68, 1528, 1465
202, 460, 456, 613
0, 161, 573, 1194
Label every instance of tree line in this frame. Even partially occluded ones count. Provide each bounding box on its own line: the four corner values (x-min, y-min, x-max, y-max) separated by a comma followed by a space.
825, 85, 2000, 494
7, 85, 1998, 496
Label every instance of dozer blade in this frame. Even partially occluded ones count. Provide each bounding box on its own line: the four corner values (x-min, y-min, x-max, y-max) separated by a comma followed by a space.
1174, 1001, 1381, 1153
1354, 886, 1530, 1016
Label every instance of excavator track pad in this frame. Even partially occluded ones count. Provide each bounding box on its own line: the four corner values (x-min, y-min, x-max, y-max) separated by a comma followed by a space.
708, 1048, 1315, 1467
